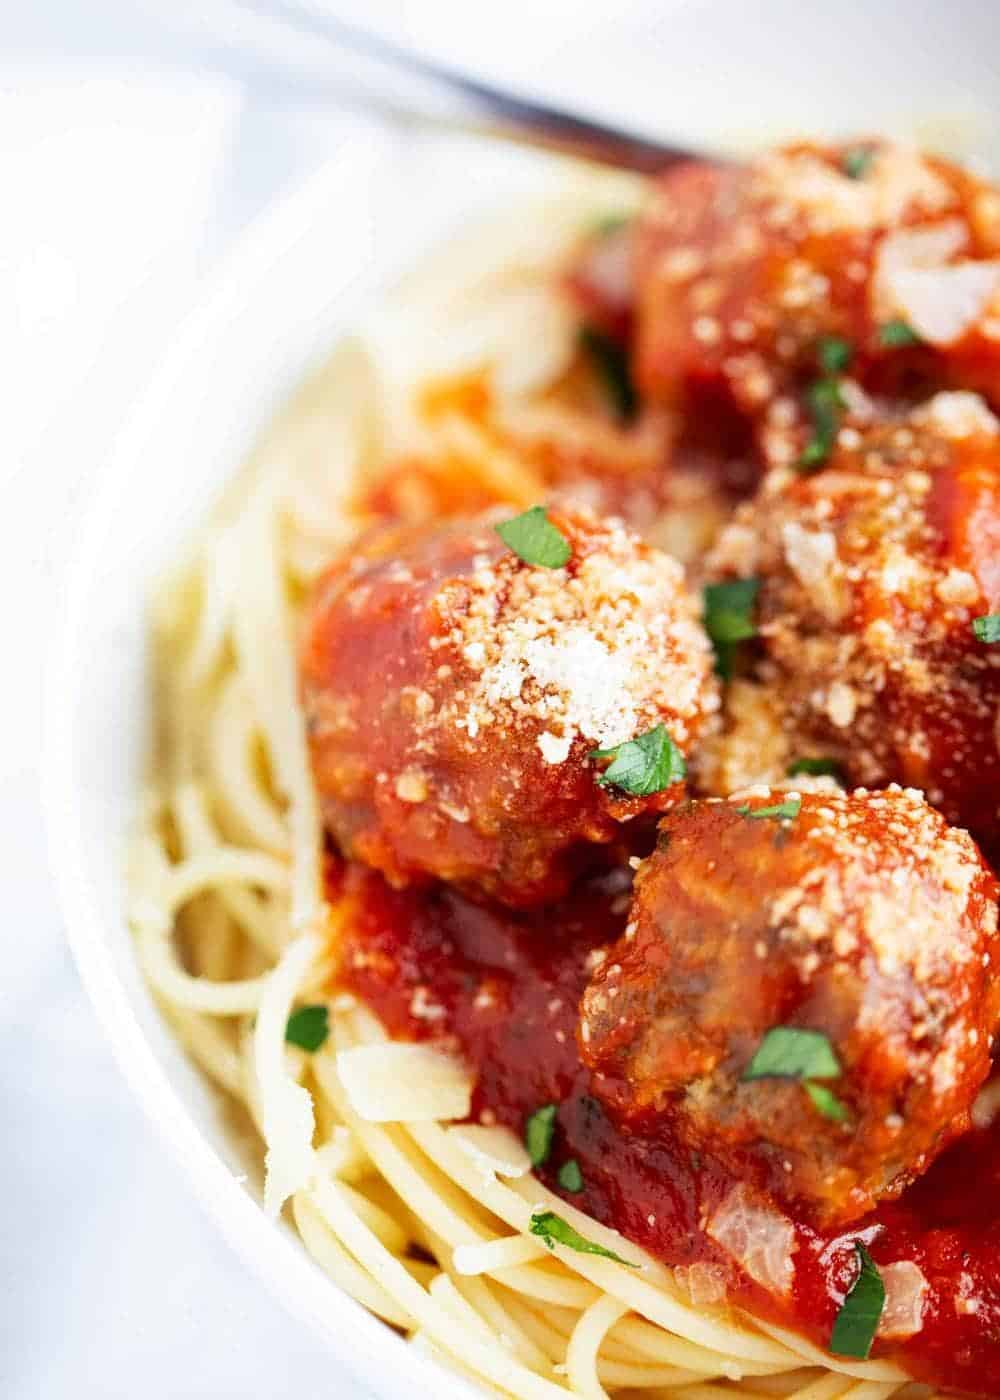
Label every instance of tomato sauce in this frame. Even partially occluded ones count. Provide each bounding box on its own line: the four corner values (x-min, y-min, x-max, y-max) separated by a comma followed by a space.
334, 857, 1000, 1396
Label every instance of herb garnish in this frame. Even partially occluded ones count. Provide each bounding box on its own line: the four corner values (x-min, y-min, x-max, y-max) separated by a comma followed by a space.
972, 614, 1000, 643
590, 724, 686, 797
818, 336, 853, 375
787, 757, 845, 781
524, 1104, 558, 1167
703, 577, 760, 680
736, 795, 802, 823
878, 318, 922, 348
830, 1242, 885, 1359
743, 1026, 848, 1122
579, 325, 638, 421
842, 147, 875, 180
558, 1160, 584, 1193
529, 1210, 638, 1266
800, 377, 845, 471
591, 213, 631, 238
495, 506, 571, 569
285, 1005, 329, 1052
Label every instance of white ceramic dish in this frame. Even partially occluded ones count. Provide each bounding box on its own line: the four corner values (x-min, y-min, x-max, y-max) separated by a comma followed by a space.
42, 14, 1000, 1394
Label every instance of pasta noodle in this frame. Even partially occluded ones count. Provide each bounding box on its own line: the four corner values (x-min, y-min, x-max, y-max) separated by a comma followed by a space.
129, 175, 929, 1399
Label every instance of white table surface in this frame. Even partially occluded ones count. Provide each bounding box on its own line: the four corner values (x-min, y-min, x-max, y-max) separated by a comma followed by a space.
6, 2, 999, 1396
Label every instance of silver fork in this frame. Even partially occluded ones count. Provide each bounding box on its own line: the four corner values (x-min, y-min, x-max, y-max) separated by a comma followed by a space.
237, 1, 714, 174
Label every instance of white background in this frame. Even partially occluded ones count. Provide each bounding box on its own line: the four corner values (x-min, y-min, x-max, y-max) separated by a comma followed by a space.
4, 2, 998, 1396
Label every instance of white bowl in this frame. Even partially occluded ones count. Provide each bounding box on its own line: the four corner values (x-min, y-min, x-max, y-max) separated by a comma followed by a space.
42, 15, 1000, 1395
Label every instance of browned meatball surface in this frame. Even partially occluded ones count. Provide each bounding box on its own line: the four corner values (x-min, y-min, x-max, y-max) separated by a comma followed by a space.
300, 505, 718, 907
707, 393, 1000, 856
579, 788, 1000, 1226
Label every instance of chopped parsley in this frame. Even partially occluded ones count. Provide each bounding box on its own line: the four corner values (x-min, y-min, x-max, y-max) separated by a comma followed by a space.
591, 212, 631, 238
799, 377, 845, 471
524, 1104, 558, 1167
590, 724, 686, 797
703, 577, 760, 680
842, 146, 875, 180
736, 795, 802, 823
818, 335, 853, 375
743, 1026, 848, 1123
529, 1210, 638, 1266
805, 1082, 851, 1123
787, 757, 845, 781
557, 1159, 584, 1193
579, 325, 638, 421
878, 318, 922, 348
743, 1027, 841, 1082
972, 614, 1000, 643
830, 1242, 885, 1359
284, 1004, 329, 1053
495, 506, 571, 569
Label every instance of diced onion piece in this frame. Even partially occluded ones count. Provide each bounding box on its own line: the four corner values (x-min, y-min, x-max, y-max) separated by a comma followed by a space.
915, 390, 999, 440
706, 1184, 796, 1297
877, 1260, 928, 1339
449, 1124, 532, 1178
336, 1043, 473, 1122
884, 259, 1000, 346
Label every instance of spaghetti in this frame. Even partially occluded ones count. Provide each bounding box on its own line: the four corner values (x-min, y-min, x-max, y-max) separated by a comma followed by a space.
128, 156, 991, 1399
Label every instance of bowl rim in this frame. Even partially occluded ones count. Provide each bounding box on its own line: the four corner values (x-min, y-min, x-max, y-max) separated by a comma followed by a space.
40, 146, 484, 1400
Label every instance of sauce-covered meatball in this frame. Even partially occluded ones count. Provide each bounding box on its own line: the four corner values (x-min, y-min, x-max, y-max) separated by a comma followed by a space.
709, 393, 1000, 854
579, 788, 1000, 1226
634, 142, 1000, 463
301, 505, 718, 907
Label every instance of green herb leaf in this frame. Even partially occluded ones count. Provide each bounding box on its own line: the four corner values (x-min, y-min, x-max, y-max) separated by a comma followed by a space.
529, 1210, 638, 1266
525, 1104, 558, 1167
735, 795, 802, 823
830, 1242, 885, 1359
285, 1004, 329, 1053
703, 577, 760, 679
787, 757, 845, 781
590, 724, 686, 797
805, 1081, 851, 1122
591, 213, 631, 238
972, 614, 1000, 643
558, 1159, 584, 1193
818, 336, 853, 375
743, 1026, 841, 1082
878, 318, 922, 348
842, 147, 875, 180
799, 377, 844, 471
496, 506, 571, 569
579, 325, 638, 421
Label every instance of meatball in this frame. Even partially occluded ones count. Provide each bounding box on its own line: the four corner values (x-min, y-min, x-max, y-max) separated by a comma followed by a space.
300, 505, 718, 907
579, 788, 1000, 1226
708, 393, 1000, 855
634, 142, 1000, 462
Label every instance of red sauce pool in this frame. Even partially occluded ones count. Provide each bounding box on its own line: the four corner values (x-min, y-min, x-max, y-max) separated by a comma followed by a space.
333, 858, 1000, 1396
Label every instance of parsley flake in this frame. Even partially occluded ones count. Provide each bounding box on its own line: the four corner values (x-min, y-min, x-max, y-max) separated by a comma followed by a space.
529, 1210, 638, 1267
285, 1004, 329, 1053
703, 577, 760, 679
525, 1104, 558, 1167
591, 213, 631, 238
495, 506, 571, 569
842, 146, 875, 180
830, 1242, 885, 1359
579, 325, 638, 421
787, 757, 845, 781
818, 336, 853, 375
879, 318, 922, 348
972, 614, 1000, 643
557, 1159, 584, 1193
736, 795, 801, 823
743, 1027, 841, 1082
799, 377, 844, 471
590, 724, 686, 797
805, 1082, 851, 1123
